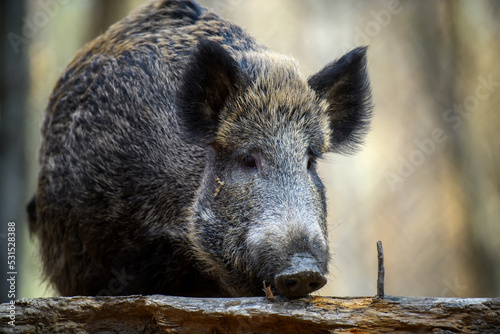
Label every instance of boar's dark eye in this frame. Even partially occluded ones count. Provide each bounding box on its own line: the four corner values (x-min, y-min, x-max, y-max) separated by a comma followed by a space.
307, 157, 320, 171
307, 158, 314, 170
243, 155, 258, 171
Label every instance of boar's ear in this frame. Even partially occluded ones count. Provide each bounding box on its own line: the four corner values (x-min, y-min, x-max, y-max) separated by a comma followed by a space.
308, 47, 372, 154
177, 39, 247, 145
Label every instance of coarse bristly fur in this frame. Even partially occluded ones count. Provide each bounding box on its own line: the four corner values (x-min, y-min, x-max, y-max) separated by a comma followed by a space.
28, 0, 372, 298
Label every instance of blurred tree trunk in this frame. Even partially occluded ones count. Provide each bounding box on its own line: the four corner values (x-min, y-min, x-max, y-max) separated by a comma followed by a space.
440, 1, 500, 298
404, 0, 499, 296
0, 0, 29, 303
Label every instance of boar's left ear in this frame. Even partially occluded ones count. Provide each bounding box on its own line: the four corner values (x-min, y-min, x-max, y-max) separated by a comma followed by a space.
308, 47, 372, 154
177, 39, 247, 145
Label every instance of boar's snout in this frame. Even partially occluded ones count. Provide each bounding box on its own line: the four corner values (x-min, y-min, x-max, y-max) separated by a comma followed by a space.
274, 253, 327, 298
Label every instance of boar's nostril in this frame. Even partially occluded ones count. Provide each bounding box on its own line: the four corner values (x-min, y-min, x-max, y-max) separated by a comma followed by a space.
308, 281, 321, 291
284, 278, 300, 292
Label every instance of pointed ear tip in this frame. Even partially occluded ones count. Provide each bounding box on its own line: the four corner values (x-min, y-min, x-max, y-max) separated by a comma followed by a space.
352, 46, 369, 60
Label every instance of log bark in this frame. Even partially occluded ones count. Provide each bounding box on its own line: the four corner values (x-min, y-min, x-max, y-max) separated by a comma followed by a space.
1, 295, 499, 333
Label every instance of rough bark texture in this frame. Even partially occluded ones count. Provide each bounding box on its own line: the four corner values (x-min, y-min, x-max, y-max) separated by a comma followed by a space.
1, 295, 499, 333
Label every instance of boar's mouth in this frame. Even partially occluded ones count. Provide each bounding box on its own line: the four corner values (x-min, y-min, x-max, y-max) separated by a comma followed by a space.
273, 253, 327, 298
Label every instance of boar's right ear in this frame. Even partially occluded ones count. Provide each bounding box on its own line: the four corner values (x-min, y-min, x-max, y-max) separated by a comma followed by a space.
308, 47, 372, 154
177, 39, 247, 145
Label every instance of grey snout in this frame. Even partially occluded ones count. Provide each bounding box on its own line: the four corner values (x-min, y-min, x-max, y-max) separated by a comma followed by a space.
274, 253, 327, 298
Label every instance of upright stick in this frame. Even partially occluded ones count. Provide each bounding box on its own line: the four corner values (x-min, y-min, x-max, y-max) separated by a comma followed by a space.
377, 240, 385, 299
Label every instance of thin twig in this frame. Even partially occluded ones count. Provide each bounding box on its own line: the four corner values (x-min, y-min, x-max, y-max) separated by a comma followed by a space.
377, 240, 385, 299
262, 281, 274, 302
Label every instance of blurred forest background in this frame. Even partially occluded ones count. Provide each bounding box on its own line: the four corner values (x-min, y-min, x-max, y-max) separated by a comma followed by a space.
1, 0, 499, 302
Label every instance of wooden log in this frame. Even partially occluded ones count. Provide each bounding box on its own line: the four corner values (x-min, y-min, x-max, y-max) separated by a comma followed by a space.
1, 295, 499, 333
